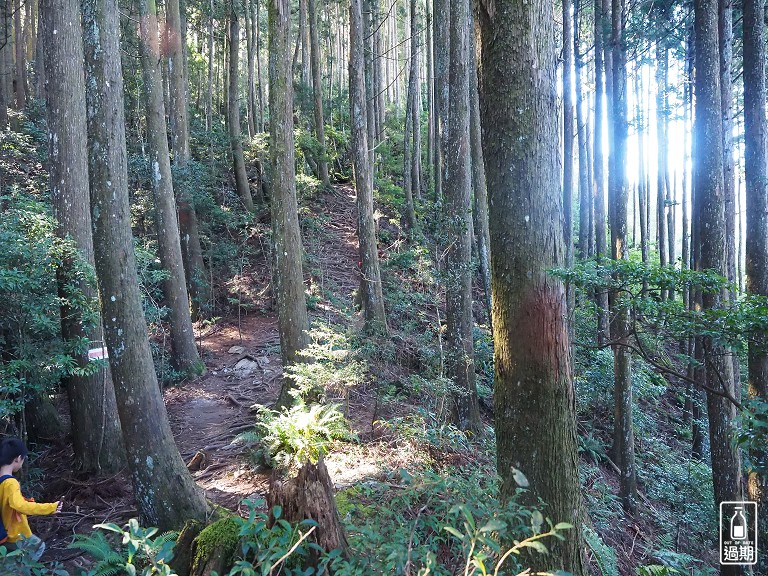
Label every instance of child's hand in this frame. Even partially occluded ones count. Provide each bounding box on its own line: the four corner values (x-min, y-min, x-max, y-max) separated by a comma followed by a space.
55, 500, 63, 513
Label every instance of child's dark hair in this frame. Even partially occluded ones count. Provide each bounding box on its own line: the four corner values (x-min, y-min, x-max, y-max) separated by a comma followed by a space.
0, 437, 28, 466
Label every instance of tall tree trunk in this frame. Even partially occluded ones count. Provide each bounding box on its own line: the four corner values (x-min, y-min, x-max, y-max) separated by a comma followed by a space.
562, 0, 573, 272
410, 10, 422, 201
299, 0, 310, 85
433, 0, 448, 204
205, 0, 214, 131
720, 0, 736, 291
609, 0, 637, 513
656, 40, 668, 287
593, 0, 609, 345
469, 5, 491, 327
255, 0, 265, 133
13, 0, 24, 110
167, 0, 209, 319
402, 0, 418, 231
228, 6, 258, 210
425, 0, 435, 196
636, 65, 649, 268
245, 0, 256, 137
574, 0, 590, 260
41, 0, 124, 475
743, 0, 768, 548
82, 0, 209, 529
403, 74, 417, 232
269, 0, 311, 407
478, 0, 586, 567
138, 0, 204, 378
693, 1, 745, 572
0, 0, 9, 128
308, 0, 329, 186
446, 0, 478, 431
350, 0, 387, 335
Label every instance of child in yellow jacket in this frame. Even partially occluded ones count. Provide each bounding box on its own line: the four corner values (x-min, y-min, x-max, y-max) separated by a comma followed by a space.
0, 437, 62, 560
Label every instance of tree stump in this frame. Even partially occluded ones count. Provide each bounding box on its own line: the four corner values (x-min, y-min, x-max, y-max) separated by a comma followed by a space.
170, 519, 203, 576
188, 517, 241, 576
267, 458, 349, 557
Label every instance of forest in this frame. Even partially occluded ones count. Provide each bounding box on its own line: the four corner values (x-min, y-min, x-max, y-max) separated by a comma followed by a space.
0, 0, 766, 573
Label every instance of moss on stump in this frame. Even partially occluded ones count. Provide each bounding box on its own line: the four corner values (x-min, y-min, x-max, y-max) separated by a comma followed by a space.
189, 516, 240, 576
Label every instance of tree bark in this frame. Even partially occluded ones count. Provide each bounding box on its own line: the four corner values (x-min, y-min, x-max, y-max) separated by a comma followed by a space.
0, 1, 10, 129
469, 5, 491, 328
167, 0, 209, 319
269, 0, 311, 407
138, 0, 204, 378
13, 0, 24, 110
41, 0, 125, 476
478, 0, 586, 570
609, 0, 637, 514
433, 0, 448, 204
743, 0, 768, 545
445, 0, 478, 431
574, 0, 590, 260
693, 1, 745, 572
593, 0, 609, 345
562, 0, 573, 271
308, 0, 329, 187
350, 0, 387, 335
228, 5, 258, 211
82, 0, 210, 529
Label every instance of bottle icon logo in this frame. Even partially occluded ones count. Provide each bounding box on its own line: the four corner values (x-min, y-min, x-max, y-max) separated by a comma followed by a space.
730, 507, 747, 540
720, 501, 758, 565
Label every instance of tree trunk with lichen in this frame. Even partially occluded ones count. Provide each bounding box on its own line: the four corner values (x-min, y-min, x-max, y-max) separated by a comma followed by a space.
82, 0, 210, 530
167, 0, 209, 318
41, 0, 125, 475
350, 0, 387, 335
445, 0, 478, 431
138, 0, 204, 379
477, 0, 585, 570
270, 0, 311, 407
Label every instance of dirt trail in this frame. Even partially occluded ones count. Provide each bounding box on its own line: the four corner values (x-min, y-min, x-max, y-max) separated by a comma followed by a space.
38, 185, 378, 570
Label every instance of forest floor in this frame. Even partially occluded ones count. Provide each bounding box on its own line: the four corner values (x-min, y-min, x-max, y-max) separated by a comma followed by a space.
27, 184, 716, 575
32, 185, 425, 573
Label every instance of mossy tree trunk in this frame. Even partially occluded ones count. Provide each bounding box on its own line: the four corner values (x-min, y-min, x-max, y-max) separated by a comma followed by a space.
477, 0, 586, 570
82, 0, 210, 530
40, 0, 125, 475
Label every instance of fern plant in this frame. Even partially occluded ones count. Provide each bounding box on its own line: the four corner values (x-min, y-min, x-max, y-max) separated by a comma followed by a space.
242, 402, 355, 469
583, 526, 619, 576
70, 519, 179, 576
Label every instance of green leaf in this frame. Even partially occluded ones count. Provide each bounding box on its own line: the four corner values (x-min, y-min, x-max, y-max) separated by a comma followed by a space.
553, 522, 573, 531
479, 519, 507, 533
511, 467, 529, 488
443, 526, 464, 539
